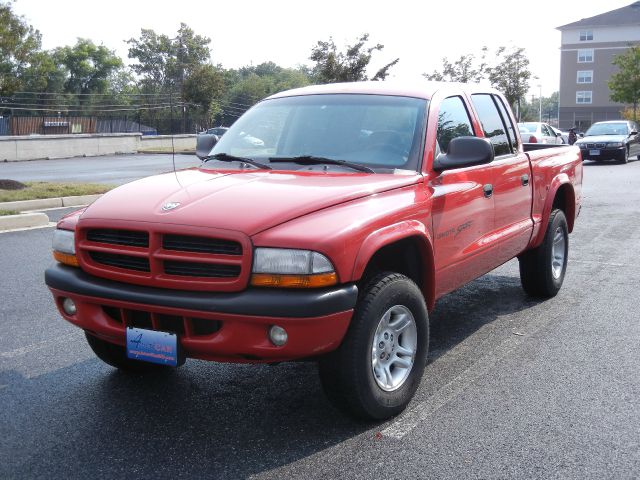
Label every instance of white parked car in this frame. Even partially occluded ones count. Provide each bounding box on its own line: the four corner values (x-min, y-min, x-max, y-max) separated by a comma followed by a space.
518, 122, 564, 144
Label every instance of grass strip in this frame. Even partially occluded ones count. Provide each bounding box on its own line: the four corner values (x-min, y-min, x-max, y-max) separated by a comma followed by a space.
0, 182, 113, 202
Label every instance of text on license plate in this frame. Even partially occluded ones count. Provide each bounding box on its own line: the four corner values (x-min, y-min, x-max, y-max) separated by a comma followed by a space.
590, 149, 600, 155
126, 327, 178, 366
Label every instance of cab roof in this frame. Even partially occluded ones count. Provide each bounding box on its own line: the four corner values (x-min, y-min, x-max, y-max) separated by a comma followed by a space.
265, 81, 499, 101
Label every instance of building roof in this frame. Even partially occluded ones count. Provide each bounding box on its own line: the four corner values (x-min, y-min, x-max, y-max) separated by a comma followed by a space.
557, 1, 640, 30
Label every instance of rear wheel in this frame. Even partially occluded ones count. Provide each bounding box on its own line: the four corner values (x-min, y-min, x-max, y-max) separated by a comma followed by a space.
85, 332, 173, 372
518, 209, 568, 298
319, 273, 429, 420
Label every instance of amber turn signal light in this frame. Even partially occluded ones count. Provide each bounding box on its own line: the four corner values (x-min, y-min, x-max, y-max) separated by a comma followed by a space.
251, 272, 337, 288
53, 251, 80, 267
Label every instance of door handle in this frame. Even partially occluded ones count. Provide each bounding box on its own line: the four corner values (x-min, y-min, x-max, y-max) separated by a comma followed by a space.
483, 184, 493, 198
521, 174, 529, 186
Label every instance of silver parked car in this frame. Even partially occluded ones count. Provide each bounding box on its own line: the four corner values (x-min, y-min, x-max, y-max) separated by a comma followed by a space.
518, 122, 564, 144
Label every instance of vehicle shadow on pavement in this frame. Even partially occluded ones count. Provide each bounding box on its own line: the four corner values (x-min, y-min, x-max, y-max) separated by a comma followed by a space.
428, 271, 545, 364
582, 160, 632, 166
1, 269, 547, 479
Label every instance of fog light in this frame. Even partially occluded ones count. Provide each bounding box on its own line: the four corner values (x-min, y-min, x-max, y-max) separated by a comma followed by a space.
269, 325, 288, 346
62, 297, 77, 316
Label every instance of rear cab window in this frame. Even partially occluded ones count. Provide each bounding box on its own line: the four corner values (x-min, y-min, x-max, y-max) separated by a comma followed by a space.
470, 94, 515, 156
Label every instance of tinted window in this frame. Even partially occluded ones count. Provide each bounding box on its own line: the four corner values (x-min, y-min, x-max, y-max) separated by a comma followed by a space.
436, 96, 474, 152
495, 96, 518, 148
471, 94, 511, 156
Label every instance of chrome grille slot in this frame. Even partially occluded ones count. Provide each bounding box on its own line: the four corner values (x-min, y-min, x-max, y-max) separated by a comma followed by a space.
163, 260, 240, 278
87, 229, 149, 247
163, 234, 242, 255
89, 251, 150, 272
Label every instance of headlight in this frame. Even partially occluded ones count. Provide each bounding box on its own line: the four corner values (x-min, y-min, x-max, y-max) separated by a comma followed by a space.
251, 248, 337, 288
608, 142, 623, 147
52, 229, 79, 267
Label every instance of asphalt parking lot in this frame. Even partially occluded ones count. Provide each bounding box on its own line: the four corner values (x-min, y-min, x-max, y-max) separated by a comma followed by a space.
1, 157, 639, 479
0, 153, 200, 185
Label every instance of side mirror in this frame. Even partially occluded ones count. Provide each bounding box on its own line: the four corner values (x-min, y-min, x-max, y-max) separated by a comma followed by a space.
433, 136, 494, 172
556, 132, 563, 137
630, 130, 638, 136
196, 134, 220, 160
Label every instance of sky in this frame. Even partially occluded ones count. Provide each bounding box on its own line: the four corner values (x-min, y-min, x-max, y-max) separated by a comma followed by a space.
9, 0, 634, 98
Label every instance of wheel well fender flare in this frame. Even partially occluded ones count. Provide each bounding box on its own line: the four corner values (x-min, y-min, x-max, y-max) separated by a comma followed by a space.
351, 220, 436, 310
531, 174, 576, 248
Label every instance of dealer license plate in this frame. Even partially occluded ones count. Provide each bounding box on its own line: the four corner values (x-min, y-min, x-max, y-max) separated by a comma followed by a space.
126, 327, 179, 366
590, 149, 600, 156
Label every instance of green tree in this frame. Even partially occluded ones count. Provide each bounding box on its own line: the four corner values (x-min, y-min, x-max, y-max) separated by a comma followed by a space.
309, 33, 399, 83
183, 64, 225, 126
0, 1, 42, 95
486, 47, 531, 116
54, 39, 123, 96
609, 45, 640, 121
127, 23, 211, 94
424, 49, 487, 83
424, 46, 532, 119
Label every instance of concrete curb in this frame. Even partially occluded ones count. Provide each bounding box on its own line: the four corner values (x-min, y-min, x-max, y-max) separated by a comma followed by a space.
0, 212, 49, 231
0, 194, 102, 231
0, 194, 102, 212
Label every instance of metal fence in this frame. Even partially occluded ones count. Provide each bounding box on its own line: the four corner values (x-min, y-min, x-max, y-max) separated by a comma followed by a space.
0, 114, 202, 136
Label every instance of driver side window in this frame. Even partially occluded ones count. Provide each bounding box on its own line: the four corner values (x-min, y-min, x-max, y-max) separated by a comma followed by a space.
437, 96, 475, 153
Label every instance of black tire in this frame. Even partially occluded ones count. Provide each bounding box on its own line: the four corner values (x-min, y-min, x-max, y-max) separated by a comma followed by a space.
319, 273, 429, 420
620, 147, 629, 164
85, 332, 172, 372
518, 209, 569, 298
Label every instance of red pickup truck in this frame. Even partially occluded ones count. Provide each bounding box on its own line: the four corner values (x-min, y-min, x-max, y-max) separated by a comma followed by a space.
45, 82, 582, 420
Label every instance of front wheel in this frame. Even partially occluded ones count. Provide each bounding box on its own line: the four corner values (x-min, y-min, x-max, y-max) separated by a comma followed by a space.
620, 147, 629, 164
319, 273, 429, 420
518, 209, 569, 298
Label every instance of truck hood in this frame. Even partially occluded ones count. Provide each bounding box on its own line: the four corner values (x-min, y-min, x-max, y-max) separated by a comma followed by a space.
81, 167, 422, 236
577, 135, 628, 144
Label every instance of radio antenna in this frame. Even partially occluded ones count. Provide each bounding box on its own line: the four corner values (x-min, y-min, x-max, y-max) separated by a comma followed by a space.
170, 91, 177, 177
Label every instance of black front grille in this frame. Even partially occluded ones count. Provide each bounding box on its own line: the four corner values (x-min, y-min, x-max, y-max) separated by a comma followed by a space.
100, 306, 221, 337
87, 229, 149, 247
90, 251, 150, 272
164, 260, 240, 278
163, 234, 242, 255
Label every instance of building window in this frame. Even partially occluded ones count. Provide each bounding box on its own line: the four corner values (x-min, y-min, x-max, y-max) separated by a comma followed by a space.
579, 30, 593, 41
577, 71, 593, 83
576, 91, 592, 104
578, 49, 594, 63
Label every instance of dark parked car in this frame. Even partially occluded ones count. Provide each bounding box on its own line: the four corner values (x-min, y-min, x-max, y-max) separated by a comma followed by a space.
204, 127, 229, 136
575, 120, 640, 163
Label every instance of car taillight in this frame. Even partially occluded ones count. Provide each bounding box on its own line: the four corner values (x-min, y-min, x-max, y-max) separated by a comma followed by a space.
529, 136, 538, 143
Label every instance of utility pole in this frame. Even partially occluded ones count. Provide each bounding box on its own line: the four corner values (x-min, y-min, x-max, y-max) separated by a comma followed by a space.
538, 84, 542, 123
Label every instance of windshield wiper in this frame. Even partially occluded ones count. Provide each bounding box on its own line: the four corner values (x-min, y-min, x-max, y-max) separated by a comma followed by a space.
269, 155, 374, 173
204, 152, 272, 170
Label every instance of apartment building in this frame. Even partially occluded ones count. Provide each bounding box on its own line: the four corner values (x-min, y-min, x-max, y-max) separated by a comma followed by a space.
557, 2, 640, 130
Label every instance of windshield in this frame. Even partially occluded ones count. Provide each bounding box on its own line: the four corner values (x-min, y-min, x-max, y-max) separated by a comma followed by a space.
585, 122, 628, 136
208, 94, 428, 172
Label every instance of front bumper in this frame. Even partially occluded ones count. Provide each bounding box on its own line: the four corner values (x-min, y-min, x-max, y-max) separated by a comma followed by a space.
579, 146, 625, 161
45, 265, 357, 363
